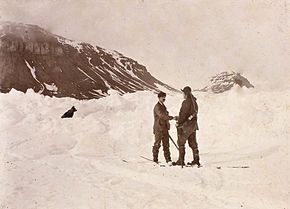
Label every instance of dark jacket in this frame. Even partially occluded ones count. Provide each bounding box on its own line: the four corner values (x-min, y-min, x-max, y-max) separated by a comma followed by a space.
177, 95, 199, 137
153, 102, 171, 134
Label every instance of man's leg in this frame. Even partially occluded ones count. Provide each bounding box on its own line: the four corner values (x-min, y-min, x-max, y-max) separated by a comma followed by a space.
161, 132, 171, 162
173, 128, 186, 166
152, 132, 162, 162
188, 131, 200, 166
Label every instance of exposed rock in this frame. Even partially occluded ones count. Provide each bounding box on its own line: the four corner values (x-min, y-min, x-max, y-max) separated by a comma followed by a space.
0, 22, 177, 99
197, 71, 254, 94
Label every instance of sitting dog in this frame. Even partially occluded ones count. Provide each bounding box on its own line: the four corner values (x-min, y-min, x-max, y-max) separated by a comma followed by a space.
61, 106, 77, 118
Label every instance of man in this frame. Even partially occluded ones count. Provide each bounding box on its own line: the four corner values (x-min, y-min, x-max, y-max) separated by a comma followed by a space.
153, 92, 174, 164
173, 86, 200, 167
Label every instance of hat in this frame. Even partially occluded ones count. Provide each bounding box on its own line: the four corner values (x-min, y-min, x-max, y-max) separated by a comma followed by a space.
158, 92, 166, 98
181, 86, 192, 95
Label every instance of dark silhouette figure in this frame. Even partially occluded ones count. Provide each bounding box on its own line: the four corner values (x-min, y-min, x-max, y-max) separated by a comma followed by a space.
61, 106, 77, 118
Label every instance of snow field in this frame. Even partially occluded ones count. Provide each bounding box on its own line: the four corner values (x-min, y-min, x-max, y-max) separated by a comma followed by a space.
0, 87, 289, 209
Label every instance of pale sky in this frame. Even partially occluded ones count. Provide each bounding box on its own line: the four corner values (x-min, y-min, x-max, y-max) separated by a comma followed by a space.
1, 0, 289, 90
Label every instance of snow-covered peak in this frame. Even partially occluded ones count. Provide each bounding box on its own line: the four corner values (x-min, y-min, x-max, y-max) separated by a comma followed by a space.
198, 71, 254, 94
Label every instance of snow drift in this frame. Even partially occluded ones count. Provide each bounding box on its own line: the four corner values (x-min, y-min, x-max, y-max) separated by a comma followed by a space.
0, 87, 289, 209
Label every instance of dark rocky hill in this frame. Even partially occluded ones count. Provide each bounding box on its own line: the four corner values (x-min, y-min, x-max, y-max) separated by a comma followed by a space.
0, 22, 177, 99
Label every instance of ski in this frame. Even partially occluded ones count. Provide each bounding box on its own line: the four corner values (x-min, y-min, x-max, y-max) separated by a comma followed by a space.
186, 162, 202, 168
140, 155, 156, 162
186, 164, 202, 168
215, 166, 249, 169
227, 166, 249, 169
139, 156, 168, 167
172, 164, 202, 168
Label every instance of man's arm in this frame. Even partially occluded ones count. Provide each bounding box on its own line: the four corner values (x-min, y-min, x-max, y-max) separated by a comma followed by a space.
177, 100, 190, 126
154, 105, 173, 120
191, 97, 198, 115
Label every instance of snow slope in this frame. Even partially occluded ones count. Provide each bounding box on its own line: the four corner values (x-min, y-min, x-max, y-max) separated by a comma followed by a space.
0, 88, 289, 209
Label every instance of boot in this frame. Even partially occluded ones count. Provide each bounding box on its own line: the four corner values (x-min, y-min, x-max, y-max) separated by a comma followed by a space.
152, 146, 159, 163
166, 158, 172, 163
172, 147, 185, 166
187, 159, 200, 166
188, 152, 200, 166
163, 142, 171, 163
164, 153, 172, 163
172, 159, 185, 166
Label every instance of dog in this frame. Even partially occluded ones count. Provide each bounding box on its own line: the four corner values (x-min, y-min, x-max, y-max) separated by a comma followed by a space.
61, 106, 77, 118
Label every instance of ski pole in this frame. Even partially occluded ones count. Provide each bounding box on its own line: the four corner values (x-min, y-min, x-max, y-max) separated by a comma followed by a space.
169, 135, 179, 150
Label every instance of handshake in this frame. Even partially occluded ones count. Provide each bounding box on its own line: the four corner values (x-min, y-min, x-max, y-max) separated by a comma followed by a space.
169, 116, 181, 128
169, 116, 179, 121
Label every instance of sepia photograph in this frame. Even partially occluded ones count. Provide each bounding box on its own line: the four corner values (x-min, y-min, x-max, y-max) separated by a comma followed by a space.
0, 0, 289, 208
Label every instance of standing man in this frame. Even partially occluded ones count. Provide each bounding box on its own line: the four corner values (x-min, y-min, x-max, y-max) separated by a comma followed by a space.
153, 92, 174, 164
173, 86, 200, 167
